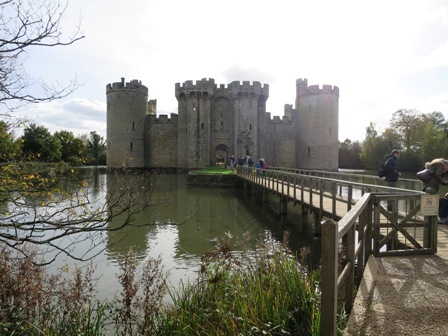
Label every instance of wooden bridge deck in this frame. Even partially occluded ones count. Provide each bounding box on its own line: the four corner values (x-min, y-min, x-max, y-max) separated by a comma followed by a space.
345, 226, 448, 336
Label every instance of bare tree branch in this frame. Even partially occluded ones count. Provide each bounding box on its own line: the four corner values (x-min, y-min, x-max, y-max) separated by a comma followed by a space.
0, 0, 85, 110
0, 167, 170, 266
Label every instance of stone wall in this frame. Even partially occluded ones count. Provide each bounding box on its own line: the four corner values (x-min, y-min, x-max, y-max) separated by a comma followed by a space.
146, 114, 178, 168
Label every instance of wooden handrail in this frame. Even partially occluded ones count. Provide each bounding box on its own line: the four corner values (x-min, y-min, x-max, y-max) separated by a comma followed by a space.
236, 166, 437, 336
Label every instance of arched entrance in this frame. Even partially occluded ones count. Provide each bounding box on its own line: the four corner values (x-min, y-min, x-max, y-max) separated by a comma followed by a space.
214, 144, 228, 167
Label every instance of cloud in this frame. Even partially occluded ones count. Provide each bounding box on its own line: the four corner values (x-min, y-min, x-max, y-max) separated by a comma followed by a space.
221, 64, 275, 85
29, 98, 106, 138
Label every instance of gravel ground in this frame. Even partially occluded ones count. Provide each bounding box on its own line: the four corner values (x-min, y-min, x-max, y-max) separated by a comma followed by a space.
345, 226, 448, 336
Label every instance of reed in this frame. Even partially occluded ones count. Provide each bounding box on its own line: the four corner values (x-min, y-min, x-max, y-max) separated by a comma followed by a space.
0, 235, 347, 335
158, 233, 324, 335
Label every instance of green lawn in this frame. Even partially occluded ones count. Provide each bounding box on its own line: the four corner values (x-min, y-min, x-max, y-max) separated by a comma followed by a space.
189, 166, 236, 175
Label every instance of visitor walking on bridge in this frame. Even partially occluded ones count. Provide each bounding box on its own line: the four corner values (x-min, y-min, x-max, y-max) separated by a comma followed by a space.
438, 192, 448, 223
420, 158, 448, 194
384, 150, 401, 211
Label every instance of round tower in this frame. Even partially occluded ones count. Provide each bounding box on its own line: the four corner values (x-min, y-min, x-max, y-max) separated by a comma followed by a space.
106, 78, 148, 168
295, 78, 339, 170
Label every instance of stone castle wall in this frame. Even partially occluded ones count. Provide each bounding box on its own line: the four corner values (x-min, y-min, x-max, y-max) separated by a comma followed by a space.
146, 114, 178, 168
106, 77, 339, 171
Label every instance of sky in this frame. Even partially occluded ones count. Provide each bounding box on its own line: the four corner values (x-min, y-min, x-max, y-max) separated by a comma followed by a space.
16, 0, 448, 142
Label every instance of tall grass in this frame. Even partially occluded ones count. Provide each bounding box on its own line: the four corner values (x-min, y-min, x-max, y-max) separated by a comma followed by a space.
158, 233, 322, 335
0, 234, 346, 335
0, 246, 101, 335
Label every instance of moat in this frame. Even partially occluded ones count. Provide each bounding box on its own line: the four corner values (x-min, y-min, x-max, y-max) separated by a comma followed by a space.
50, 168, 321, 301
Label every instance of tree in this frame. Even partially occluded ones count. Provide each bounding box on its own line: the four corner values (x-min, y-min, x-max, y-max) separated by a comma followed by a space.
0, 1, 155, 265
420, 122, 448, 163
390, 109, 421, 151
359, 123, 390, 169
86, 131, 106, 165
0, 120, 18, 161
22, 123, 62, 161
54, 130, 85, 164
338, 139, 362, 169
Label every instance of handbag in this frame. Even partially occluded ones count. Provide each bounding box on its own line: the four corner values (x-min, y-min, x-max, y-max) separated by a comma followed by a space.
416, 169, 434, 183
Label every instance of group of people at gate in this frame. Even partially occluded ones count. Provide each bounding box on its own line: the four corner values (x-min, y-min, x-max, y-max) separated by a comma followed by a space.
229, 155, 267, 175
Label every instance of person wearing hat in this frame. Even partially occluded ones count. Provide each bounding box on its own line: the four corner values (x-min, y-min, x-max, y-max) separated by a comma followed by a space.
421, 158, 448, 194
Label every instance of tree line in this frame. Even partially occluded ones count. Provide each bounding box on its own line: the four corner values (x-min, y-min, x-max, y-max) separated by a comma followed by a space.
0, 121, 106, 165
338, 109, 448, 172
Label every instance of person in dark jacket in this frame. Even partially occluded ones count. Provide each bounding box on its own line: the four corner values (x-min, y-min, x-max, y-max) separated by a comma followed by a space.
438, 192, 448, 223
384, 150, 401, 210
384, 150, 401, 185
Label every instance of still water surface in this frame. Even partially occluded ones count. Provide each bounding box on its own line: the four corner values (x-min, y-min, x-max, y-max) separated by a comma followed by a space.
52, 168, 321, 302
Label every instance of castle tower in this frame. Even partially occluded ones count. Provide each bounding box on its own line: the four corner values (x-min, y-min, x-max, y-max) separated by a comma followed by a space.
228, 81, 269, 160
295, 78, 339, 170
106, 78, 148, 168
175, 78, 216, 169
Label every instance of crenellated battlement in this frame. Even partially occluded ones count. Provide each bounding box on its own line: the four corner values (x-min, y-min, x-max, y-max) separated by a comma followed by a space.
175, 79, 269, 99
267, 113, 291, 125
175, 78, 216, 98
106, 77, 148, 95
227, 80, 269, 98
147, 113, 178, 124
295, 78, 339, 97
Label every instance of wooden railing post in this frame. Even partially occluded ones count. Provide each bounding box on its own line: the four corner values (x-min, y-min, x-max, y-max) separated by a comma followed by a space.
345, 224, 355, 313
321, 219, 338, 336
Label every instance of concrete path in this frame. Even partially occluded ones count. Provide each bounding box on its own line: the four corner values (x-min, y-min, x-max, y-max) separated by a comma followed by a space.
345, 224, 448, 335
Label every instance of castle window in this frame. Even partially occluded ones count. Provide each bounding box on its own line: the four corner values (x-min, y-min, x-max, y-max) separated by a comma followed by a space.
221, 121, 223, 126
130, 141, 133, 151
308, 146, 311, 157
132, 122, 135, 130
250, 124, 252, 130
201, 122, 204, 129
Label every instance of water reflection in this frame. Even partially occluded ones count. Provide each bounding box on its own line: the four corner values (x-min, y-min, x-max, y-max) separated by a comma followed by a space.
49, 169, 321, 300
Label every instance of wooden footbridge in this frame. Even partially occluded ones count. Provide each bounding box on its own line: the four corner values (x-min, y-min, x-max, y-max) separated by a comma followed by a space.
237, 167, 439, 336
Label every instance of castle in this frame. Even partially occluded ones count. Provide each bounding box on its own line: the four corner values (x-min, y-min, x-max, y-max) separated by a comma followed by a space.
106, 77, 339, 170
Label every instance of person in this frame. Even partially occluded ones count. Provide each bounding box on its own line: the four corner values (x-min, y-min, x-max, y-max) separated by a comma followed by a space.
438, 192, 448, 224
256, 159, 263, 176
229, 155, 235, 170
383, 150, 401, 210
237, 156, 245, 168
261, 159, 267, 170
421, 158, 448, 194
260, 158, 267, 176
